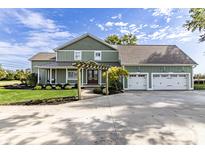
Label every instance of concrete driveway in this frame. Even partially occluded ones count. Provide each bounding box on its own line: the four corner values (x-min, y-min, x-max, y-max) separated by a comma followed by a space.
0, 91, 205, 145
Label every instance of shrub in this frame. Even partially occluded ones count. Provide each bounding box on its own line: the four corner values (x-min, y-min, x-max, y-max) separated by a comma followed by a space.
26, 73, 37, 87
56, 84, 63, 88
64, 85, 72, 90
93, 87, 102, 94
5, 72, 15, 80
55, 86, 62, 90
102, 88, 107, 95
34, 85, 42, 90
45, 85, 52, 90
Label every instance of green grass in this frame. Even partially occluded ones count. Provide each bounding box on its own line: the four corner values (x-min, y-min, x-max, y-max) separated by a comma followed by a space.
0, 80, 21, 87
194, 84, 205, 90
0, 88, 77, 105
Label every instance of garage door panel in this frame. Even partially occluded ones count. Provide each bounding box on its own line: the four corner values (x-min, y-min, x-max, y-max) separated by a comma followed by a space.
152, 74, 189, 90
128, 74, 148, 90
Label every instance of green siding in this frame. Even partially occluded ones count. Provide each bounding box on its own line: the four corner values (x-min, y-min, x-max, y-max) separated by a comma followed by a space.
57, 51, 74, 61
124, 66, 193, 89
57, 69, 66, 83
61, 36, 114, 50
31, 61, 54, 73
57, 50, 119, 62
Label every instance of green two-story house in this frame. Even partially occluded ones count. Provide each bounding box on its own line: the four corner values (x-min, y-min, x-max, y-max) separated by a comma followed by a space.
29, 33, 197, 90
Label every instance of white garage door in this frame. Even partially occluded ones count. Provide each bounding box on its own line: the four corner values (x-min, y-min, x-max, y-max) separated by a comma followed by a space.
128, 74, 148, 90
152, 73, 189, 90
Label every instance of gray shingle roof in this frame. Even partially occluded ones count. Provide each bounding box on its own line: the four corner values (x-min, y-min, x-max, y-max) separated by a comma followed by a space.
29, 52, 56, 61
117, 45, 197, 65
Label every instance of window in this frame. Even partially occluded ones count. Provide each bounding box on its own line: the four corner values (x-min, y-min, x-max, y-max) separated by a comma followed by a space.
94, 51, 102, 61
68, 71, 77, 80
74, 51, 81, 60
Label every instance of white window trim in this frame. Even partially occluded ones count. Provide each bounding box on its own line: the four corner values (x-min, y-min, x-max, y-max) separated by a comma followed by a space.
94, 51, 102, 61
67, 70, 77, 80
74, 50, 82, 61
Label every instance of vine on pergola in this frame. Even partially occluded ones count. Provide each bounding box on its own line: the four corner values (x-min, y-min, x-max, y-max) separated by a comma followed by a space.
72, 60, 110, 100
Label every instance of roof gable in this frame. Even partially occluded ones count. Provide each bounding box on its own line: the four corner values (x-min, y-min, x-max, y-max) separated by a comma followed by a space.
54, 33, 116, 51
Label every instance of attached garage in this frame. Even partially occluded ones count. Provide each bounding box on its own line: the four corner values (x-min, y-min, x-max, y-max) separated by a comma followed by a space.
152, 73, 190, 90
128, 73, 149, 90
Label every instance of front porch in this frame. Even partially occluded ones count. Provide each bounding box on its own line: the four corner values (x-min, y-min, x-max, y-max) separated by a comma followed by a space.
36, 66, 106, 87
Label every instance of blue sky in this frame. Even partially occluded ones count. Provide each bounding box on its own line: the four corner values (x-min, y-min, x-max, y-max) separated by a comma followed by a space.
0, 8, 204, 73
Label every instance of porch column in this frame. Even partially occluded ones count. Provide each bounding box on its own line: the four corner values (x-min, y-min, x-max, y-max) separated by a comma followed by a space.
122, 65, 125, 89
66, 68, 68, 83
37, 67, 40, 84
55, 69, 57, 84
98, 70, 102, 85
50, 68, 52, 84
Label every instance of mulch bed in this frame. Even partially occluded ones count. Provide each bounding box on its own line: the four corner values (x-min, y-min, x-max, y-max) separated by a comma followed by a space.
2, 96, 78, 106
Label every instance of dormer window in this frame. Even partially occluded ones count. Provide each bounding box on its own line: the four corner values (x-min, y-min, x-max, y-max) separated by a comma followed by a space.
94, 51, 102, 61
74, 51, 81, 60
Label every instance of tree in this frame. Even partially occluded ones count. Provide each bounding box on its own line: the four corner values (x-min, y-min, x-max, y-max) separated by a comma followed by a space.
0, 65, 7, 80
15, 70, 29, 84
184, 8, 205, 42
105, 33, 137, 45
121, 34, 137, 45
105, 35, 121, 45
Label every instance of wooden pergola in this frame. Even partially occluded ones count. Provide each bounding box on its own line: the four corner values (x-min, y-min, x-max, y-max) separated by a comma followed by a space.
72, 61, 109, 100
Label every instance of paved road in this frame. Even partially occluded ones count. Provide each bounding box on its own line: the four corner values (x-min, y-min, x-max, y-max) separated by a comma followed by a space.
0, 91, 205, 144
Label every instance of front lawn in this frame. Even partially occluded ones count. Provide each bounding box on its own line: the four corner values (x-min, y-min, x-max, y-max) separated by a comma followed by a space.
194, 84, 205, 90
0, 88, 77, 105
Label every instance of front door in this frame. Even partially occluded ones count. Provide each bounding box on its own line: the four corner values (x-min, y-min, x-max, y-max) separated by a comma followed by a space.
87, 70, 98, 84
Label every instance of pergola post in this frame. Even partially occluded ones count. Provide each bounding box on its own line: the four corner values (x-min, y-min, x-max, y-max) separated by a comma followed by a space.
106, 70, 109, 95
37, 67, 40, 84
77, 68, 81, 100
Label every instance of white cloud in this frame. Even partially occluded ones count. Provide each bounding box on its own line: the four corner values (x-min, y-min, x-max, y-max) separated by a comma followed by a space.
89, 18, 95, 22
105, 21, 113, 27
176, 15, 183, 19
111, 13, 122, 19
152, 8, 173, 17
115, 22, 128, 27
96, 24, 105, 31
0, 9, 76, 70
152, 8, 174, 23
148, 26, 170, 40
166, 17, 171, 23
105, 21, 128, 27
120, 29, 130, 34
150, 24, 160, 29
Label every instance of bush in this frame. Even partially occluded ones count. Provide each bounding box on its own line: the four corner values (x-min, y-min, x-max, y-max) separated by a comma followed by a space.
34, 85, 42, 90
26, 73, 37, 87
5, 72, 15, 80
102, 88, 107, 95
93, 87, 102, 94
194, 84, 205, 90
45, 85, 52, 90
64, 85, 72, 90
55, 86, 62, 90
109, 80, 123, 92
56, 84, 63, 88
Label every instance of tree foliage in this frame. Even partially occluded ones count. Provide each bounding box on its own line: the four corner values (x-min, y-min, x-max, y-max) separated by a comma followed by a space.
14, 70, 29, 84
184, 8, 205, 42
103, 67, 128, 92
0, 65, 7, 80
105, 34, 137, 45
